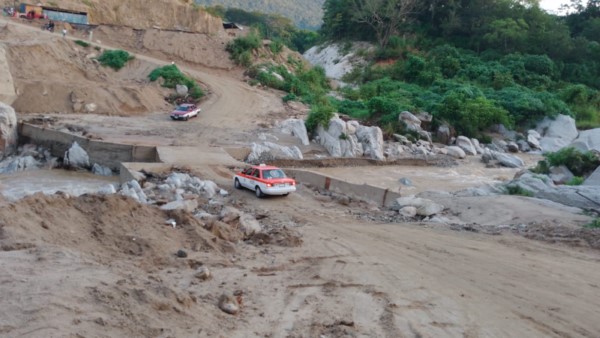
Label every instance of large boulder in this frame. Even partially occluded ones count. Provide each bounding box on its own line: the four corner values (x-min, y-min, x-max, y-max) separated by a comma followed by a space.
509, 172, 600, 210
247, 142, 303, 163
340, 135, 363, 157
536, 114, 578, 152
394, 196, 444, 217
569, 128, 600, 153
494, 151, 525, 168
64, 142, 90, 169
0, 155, 39, 174
455, 136, 476, 155
436, 124, 453, 145
446, 146, 466, 159
549, 165, 574, 185
316, 125, 342, 157
279, 119, 309, 146
399, 111, 421, 131
527, 130, 542, 150
356, 125, 384, 160
0, 102, 17, 160
327, 118, 347, 139
583, 166, 600, 186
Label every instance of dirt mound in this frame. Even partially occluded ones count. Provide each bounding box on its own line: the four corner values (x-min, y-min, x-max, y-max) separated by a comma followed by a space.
0, 193, 227, 264
2, 28, 170, 115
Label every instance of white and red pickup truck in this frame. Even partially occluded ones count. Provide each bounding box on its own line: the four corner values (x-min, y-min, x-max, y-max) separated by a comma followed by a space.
233, 164, 296, 197
170, 103, 201, 121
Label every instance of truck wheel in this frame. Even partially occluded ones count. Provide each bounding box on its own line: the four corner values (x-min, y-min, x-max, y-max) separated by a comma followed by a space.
255, 187, 264, 198
234, 178, 242, 189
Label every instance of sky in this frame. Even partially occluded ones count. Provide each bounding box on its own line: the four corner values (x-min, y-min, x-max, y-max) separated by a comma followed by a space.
539, 0, 567, 13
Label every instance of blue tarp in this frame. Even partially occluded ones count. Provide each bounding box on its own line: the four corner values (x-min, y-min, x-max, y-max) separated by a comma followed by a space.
43, 9, 87, 25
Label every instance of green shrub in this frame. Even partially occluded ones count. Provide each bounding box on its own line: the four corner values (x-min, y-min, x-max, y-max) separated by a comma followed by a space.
269, 39, 284, 54
566, 176, 585, 186
74, 40, 90, 48
148, 65, 204, 99
531, 159, 551, 174
305, 104, 335, 134
545, 147, 600, 176
282, 93, 297, 102
585, 218, 600, 228
505, 185, 534, 197
226, 32, 261, 66
96, 50, 134, 70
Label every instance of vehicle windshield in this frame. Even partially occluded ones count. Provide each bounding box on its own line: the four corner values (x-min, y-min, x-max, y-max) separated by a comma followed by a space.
175, 105, 192, 111
262, 169, 286, 179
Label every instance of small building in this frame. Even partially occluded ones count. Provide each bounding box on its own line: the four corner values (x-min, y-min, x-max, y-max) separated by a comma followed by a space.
41, 6, 88, 25
19, 3, 43, 19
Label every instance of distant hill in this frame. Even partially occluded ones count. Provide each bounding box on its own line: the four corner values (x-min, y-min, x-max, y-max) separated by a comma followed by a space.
194, 0, 324, 30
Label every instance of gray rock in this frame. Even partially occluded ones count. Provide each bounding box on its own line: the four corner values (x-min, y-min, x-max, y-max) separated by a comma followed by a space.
92, 163, 112, 176
399, 177, 413, 186
160, 199, 199, 212
176, 249, 187, 258
279, 118, 309, 145
583, 166, 600, 186
570, 128, 600, 153
98, 184, 117, 195
175, 84, 188, 96
64, 142, 90, 169
527, 133, 542, 150
346, 120, 359, 135
218, 293, 239, 315
0, 102, 17, 159
316, 125, 342, 157
194, 266, 211, 280
446, 146, 466, 159
356, 125, 384, 160
550, 165, 574, 185
0, 155, 39, 174
398, 206, 417, 217
506, 141, 519, 153
83, 103, 97, 113
394, 196, 444, 216
517, 140, 531, 152
510, 172, 600, 210
399, 111, 421, 131
528, 129, 541, 139
537, 114, 578, 152
456, 136, 476, 155
471, 138, 484, 154
247, 142, 303, 163
220, 206, 242, 223
327, 117, 347, 139
494, 151, 525, 168
239, 214, 261, 237
436, 124, 452, 145
339, 135, 363, 157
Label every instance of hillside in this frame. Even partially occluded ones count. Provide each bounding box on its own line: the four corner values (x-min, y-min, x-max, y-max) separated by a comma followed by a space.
0, 0, 222, 33
194, 0, 325, 29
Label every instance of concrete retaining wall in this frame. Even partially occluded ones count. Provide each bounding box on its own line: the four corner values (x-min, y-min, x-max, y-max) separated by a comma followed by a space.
286, 169, 401, 207
18, 123, 158, 171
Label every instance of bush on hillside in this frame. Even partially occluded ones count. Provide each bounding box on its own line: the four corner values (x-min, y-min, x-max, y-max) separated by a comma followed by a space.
148, 65, 204, 99
305, 103, 335, 134
226, 32, 261, 66
97, 50, 134, 70
544, 147, 600, 176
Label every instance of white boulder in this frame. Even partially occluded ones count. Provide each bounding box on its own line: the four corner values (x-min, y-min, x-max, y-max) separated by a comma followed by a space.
279, 118, 309, 146
446, 146, 466, 159
537, 114, 578, 152
0, 102, 17, 159
356, 125, 384, 160
456, 136, 476, 155
64, 142, 90, 169
569, 128, 600, 153
247, 142, 303, 163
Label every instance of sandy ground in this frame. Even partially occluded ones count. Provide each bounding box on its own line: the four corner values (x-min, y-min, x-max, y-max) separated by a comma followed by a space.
1, 16, 600, 338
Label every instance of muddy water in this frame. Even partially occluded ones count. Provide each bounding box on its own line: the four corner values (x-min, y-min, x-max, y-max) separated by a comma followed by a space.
0, 169, 118, 201
315, 154, 542, 195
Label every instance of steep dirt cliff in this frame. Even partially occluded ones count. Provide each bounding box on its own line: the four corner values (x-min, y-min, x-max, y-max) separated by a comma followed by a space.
14, 0, 222, 33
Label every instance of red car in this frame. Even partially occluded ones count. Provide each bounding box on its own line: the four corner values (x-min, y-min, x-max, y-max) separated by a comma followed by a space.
170, 103, 201, 121
233, 164, 296, 197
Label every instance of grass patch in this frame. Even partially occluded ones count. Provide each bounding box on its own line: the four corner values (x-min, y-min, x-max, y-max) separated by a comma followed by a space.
505, 185, 534, 197
148, 64, 204, 99
226, 32, 261, 67
584, 218, 600, 228
74, 40, 90, 48
96, 50, 134, 70
566, 176, 585, 186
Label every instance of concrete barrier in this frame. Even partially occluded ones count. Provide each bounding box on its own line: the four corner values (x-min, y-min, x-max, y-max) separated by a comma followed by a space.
286, 168, 401, 208
18, 123, 158, 171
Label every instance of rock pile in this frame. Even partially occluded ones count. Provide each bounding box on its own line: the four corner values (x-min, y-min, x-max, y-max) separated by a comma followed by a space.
315, 117, 384, 160
0, 143, 58, 174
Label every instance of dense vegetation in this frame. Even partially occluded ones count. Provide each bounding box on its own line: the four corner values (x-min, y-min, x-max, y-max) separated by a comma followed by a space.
148, 65, 204, 99
532, 147, 600, 177
206, 6, 318, 53
221, 0, 600, 138
96, 50, 134, 70
194, 0, 325, 30
319, 0, 600, 137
